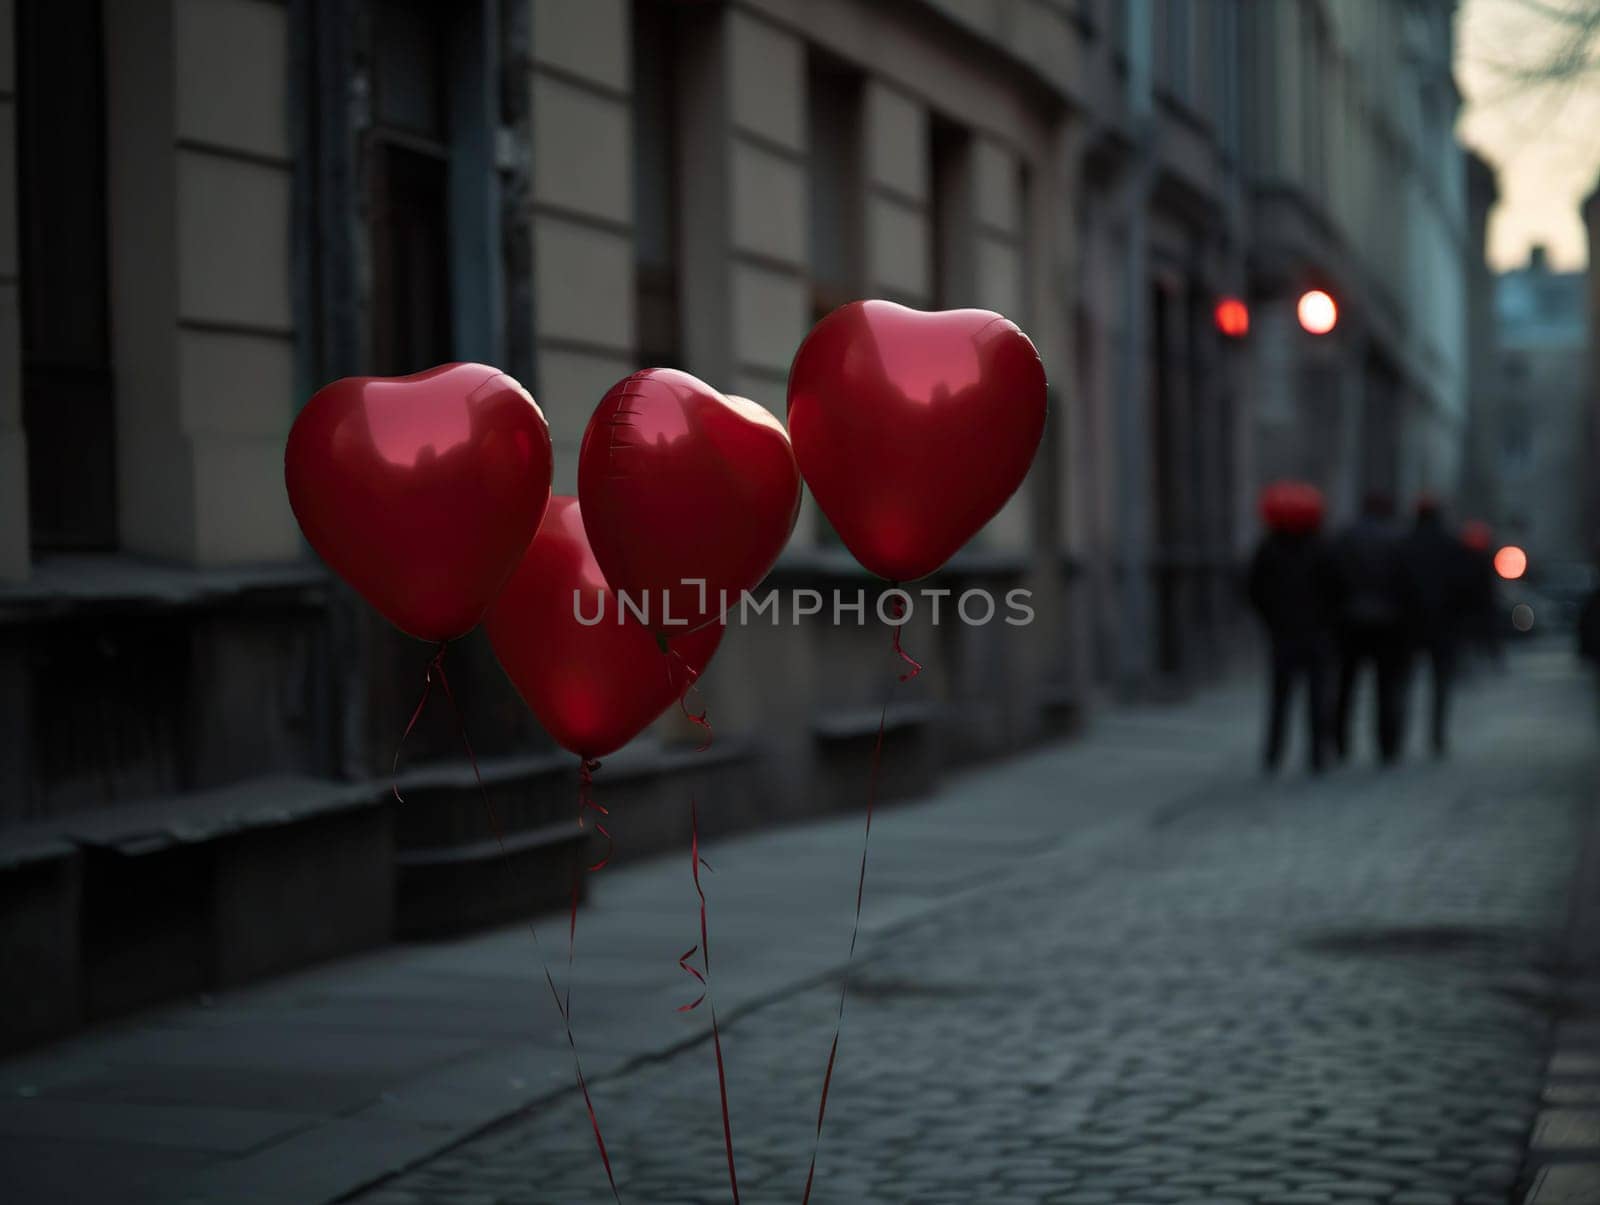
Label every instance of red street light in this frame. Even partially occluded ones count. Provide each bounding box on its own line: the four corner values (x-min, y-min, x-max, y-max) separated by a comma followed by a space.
1213, 296, 1250, 338
1494, 545, 1527, 580
1297, 289, 1338, 334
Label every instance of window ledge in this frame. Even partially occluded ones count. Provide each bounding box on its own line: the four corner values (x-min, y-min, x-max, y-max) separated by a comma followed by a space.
768, 545, 1032, 584
0, 773, 378, 860
0, 554, 329, 623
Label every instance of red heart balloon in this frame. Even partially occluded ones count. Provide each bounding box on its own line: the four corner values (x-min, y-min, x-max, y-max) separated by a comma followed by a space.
787, 301, 1047, 582
285, 363, 553, 642
578, 369, 801, 631
486, 497, 723, 760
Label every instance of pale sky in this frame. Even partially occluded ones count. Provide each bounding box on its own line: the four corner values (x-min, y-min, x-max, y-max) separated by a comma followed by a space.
1455, 0, 1600, 271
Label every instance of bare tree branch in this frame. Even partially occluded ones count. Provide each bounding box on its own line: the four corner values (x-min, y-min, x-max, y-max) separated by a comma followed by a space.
1475, 0, 1600, 89
1504, 0, 1600, 28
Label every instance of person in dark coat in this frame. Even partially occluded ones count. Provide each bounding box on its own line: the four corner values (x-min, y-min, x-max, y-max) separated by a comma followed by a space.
1248, 482, 1334, 773
1405, 497, 1477, 756
1580, 581, 1600, 666
1578, 548, 1600, 729
1327, 492, 1415, 764
1459, 520, 1502, 669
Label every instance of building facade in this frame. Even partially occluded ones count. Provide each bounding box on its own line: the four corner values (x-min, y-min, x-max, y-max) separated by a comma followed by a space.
1460, 150, 1500, 525
1069, 0, 1472, 691
1487, 246, 1590, 574
0, 0, 1480, 1048
1587, 182, 1600, 548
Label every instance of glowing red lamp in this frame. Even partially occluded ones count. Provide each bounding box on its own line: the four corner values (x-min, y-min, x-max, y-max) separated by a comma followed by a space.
1297, 289, 1338, 335
1214, 296, 1250, 338
1494, 545, 1527, 580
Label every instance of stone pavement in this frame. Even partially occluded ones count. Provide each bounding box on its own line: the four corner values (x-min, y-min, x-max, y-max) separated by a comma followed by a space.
354, 648, 1597, 1205
2, 647, 1594, 1204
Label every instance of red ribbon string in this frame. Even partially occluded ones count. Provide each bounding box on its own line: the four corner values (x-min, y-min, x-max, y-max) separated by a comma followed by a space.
666, 644, 714, 751
661, 641, 737, 1200
390, 640, 449, 802
675, 941, 706, 1012
801, 614, 908, 1204
677, 797, 741, 1205
578, 758, 613, 871
430, 656, 622, 1204
888, 591, 923, 682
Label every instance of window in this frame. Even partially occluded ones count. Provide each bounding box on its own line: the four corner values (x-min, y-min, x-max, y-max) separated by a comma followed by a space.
633, 0, 682, 367
1502, 407, 1532, 473
807, 52, 864, 323
17, 0, 116, 550
368, 0, 453, 375
1016, 160, 1033, 325
929, 115, 972, 308
1164, 0, 1191, 102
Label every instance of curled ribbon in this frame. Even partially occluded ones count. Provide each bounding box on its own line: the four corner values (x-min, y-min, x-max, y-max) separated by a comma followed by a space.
666, 643, 714, 751
577, 758, 613, 872
675, 940, 706, 1013
390, 640, 450, 802
887, 590, 923, 682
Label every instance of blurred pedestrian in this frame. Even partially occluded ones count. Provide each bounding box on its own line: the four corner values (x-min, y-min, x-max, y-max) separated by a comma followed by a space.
1459, 520, 1502, 670
1328, 492, 1415, 764
1405, 497, 1477, 757
1578, 551, 1600, 727
1248, 481, 1334, 773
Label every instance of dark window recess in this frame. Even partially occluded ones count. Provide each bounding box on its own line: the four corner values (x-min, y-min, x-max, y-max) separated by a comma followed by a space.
807, 51, 864, 324
370, 144, 452, 375
633, 0, 682, 368
1015, 161, 1032, 322
26, 615, 190, 821
16, 0, 117, 550
929, 116, 972, 309
368, 0, 452, 375
1149, 282, 1182, 677
373, 0, 447, 141
805, 51, 865, 547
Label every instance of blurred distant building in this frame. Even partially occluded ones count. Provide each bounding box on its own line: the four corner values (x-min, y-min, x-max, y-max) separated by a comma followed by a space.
1489, 246, 1589, 573
1072, 0, 1473, 688
0, 0, 1485, 1048
1586, 182, 1600, 549
1460, 150, 1500, 526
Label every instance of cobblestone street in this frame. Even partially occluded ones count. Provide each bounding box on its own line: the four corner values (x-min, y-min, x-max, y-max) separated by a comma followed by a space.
357, 649, 1597, 1205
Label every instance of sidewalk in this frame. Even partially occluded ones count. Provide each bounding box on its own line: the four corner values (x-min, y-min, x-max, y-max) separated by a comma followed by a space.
0, 678, 1265, 1205
359, 645, 1599, 1204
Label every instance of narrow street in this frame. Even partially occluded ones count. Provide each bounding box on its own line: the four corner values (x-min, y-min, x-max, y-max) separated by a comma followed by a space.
354, 647, 1596, 1205
4, 647, 1593, 1205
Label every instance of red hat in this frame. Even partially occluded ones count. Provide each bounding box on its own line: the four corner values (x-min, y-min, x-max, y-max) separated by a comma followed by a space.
1259, 480, 1325, 534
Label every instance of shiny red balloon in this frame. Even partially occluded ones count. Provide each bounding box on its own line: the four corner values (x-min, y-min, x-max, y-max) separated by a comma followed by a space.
578, 369, 801, 631
486, 497, 723, 760
1258, 480, 1325, 534
285, 363, 553, 642
787, 301, 1048, 582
